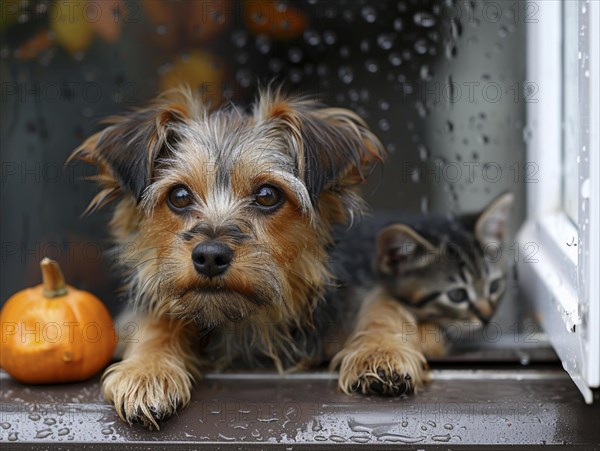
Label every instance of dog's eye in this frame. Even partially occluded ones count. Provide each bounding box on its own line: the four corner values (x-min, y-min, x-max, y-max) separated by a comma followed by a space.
253, 185, 283, 210
447, 288, 469, 303
168, 185, 192, 211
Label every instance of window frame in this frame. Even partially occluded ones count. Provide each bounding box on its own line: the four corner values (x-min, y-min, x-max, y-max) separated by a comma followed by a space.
519, 0, 599, 404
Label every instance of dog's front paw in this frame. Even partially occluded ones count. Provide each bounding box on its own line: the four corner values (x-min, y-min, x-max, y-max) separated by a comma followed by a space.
334, 339, 428, 396
101, 358, 195, 429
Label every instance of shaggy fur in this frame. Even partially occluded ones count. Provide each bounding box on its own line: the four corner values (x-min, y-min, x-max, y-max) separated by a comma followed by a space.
71, 87, 391, 428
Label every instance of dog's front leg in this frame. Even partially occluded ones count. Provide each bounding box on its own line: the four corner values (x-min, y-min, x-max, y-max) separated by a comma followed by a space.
101, 314, 200, 429
332, 288, 429, 396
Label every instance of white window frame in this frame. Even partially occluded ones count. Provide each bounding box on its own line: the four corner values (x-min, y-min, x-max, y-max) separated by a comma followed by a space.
519, 0, 599, 403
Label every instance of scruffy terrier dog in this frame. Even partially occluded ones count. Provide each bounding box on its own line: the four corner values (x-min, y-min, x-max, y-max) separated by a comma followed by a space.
72, 87, 416, 429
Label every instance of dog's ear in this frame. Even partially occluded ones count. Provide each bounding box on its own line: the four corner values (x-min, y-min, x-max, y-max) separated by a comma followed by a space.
69, 90, 193, 212
255, 90, 385, 218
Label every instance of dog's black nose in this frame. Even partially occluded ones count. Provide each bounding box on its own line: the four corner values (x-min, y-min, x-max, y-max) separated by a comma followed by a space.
192, 241, 233, 277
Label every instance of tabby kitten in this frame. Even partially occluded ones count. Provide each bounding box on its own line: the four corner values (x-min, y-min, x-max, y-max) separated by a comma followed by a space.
330, 192, 514, 395
376, 192, 514, 329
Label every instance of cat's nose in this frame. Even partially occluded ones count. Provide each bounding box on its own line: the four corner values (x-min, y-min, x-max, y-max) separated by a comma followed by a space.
192, 241, 233, 277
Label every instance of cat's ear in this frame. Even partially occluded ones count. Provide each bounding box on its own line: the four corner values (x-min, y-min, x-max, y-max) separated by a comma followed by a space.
475, 192, 514, 245
377, 224, 437, 274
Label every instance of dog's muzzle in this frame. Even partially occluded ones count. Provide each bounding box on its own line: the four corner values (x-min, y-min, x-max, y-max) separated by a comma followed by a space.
192, 241, 234, 277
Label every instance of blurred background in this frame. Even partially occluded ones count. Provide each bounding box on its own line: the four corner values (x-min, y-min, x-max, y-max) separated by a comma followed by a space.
0, 0, 530, 349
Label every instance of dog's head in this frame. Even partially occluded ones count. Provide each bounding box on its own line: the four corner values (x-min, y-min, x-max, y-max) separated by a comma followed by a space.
72, 87, 384, 327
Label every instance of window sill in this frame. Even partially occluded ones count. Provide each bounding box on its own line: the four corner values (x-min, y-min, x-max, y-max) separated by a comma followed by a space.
1, 366, 598, 449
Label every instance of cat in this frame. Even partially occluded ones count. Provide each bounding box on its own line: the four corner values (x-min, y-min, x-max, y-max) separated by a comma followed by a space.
329, 192, 514, 395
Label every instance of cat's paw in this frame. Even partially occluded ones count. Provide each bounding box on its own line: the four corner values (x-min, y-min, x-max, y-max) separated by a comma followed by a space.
101, 358, 195, 430
335, 342, 428, 396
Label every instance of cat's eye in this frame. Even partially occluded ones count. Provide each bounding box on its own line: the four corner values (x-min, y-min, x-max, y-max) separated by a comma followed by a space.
489, 278, 503, 295
447, 288, 469, 303
253, 184, 283, 210
168, 185, 193, 211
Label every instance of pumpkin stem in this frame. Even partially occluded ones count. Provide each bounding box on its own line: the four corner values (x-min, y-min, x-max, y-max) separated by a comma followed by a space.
40, 258, 68, 298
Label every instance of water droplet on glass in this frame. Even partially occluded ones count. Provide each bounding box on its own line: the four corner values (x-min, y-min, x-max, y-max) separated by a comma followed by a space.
304, 30, 321, 46
445, 121, 454, 132
43, 418, 57, 426
389, 52, 402, 66
256, 35, 271, 54
340, 46, 351, 58
378, 118, 390, 131
231, 30, 247, 48
581, 178, 590, 199
365, 60, 379, 73
361, 6, 377, 23
269, 58, 283, 73
1, 422, 11, 429
451, 19, 463, 38
415, 100, 429, 118
421, 197, 429, 213
28, 413, 41, 421
411, 168, 420, 183
156, 24, 167, 35
414, 39, 429, 54
317, 64, 328, 77
8, 432, 19, 441
289, 68, 302, 83
58, 428, 70, 436
444, 424, 454, 430
499, 25, 508, 37
338, 66, 354, 84
288, 47, 303, 63
360, 39, 370, 52
236, 68, 252, 88
419, 145, 429, 161
323, 31, 337, 45
393, 18, 403, 31
377, 33, 395, 50
378, 100, 390, 111
445, 43, 457, 59
414, 11, 436, 27
420, 64, 433, 81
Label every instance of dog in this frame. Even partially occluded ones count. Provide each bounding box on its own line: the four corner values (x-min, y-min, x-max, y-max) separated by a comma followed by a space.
71, 87, 431, 429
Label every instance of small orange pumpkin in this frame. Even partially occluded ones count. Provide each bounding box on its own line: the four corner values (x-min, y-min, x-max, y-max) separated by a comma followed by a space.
244, 0, 308, 40
0, 258, 115, 384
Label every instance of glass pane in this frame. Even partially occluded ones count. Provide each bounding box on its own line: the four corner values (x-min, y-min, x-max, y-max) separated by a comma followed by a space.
562, 1, 579, 223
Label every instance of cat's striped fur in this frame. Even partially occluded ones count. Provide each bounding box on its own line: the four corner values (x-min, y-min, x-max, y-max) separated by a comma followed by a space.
330, 193, 514, 395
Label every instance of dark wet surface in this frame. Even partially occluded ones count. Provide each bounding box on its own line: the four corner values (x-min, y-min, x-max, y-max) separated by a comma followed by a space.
1, 367, 599, 450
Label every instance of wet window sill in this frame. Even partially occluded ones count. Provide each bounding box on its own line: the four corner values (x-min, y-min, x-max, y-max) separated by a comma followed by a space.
1, 363, 599, 450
